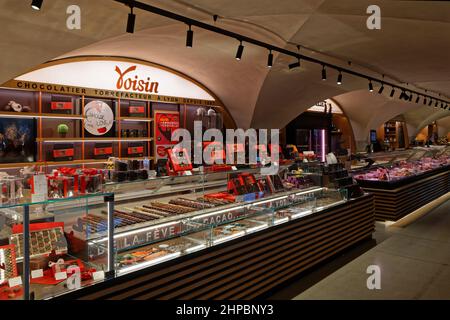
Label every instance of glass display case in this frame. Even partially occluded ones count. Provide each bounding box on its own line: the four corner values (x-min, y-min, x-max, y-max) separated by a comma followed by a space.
104, 166, 349, 276
0, 164, 353, 299
0, 193, 114, 300
352, 147, 450, 188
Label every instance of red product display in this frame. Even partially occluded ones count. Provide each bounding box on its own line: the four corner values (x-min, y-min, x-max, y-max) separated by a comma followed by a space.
53, 148, 74, 160
227, 173, 261, 195
94, 145, 113, 157
0, 244, 18, 285
128, 145, 144, 157
129, 105, 146, 117
167, 148, 193, 174
51, 102, 73, 111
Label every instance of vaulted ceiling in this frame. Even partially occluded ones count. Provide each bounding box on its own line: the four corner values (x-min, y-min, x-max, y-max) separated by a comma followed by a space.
1, 0, 449, 145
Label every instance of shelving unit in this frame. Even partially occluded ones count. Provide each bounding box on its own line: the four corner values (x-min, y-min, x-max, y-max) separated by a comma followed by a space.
0, 88, 155, 170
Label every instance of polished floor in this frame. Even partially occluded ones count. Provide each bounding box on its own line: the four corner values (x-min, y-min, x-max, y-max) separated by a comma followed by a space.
268, 198, 450, 300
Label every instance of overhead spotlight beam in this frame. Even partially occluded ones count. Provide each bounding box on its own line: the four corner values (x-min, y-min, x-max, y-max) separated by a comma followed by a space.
112, 0, 450, 108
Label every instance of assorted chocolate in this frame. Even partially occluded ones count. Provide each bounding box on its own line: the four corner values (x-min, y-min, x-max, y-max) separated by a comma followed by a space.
77, 197, 233, 233
10, 227, 67, 259
0, 245, 17, 284
117, 237, 199, 267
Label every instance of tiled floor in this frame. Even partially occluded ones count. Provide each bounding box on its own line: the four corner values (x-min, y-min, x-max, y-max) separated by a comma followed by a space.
293, 199, 450, 300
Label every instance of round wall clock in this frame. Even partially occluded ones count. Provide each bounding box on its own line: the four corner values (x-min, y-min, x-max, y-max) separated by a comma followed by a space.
84, 100, 114, 136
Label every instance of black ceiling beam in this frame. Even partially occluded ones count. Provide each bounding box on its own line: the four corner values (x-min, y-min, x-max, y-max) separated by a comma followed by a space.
114, 0, 449, 107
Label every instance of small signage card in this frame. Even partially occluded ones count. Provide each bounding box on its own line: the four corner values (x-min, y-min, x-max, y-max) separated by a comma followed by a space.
92, 271, 105, 281
54, 272, 68, 281
31, 269, 44, 279
8, 276, 22, 288
32, 174, 48, 203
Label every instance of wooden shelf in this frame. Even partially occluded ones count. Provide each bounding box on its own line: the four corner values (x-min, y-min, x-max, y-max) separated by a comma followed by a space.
0, 111, 84, 119
37, 137, 153, 142
119, 117, 153, 122
0, 157, 155, 169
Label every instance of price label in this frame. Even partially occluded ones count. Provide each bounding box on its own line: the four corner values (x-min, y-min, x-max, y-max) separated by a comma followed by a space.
32, 174, 48, 202
31, 269, 44, 279
184, 171, 193, 176
8, 276, 22, 287
92, 271, 105, 281
54, 272, 67, 281
231, 166, 238, 171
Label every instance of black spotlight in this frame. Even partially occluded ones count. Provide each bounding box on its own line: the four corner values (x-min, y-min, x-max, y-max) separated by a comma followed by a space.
378, 84, 384, 94
390, 88, 396, 98
409, 93, 413, 102
267, 50, 273, 68
337, 71, 343, 85
235, 41, 244, 60
31, 0, 43, 10
429, 99, 433, 106
288, 57, 301, 70
368, 80, 374, 92
322, 66, 327, 81
126, 6, 136, 34
186, 25, 193, 48
424, 97, 427, 105
399, 91, 406, 100
416, 95, 420, 103
435, 101, 438, 107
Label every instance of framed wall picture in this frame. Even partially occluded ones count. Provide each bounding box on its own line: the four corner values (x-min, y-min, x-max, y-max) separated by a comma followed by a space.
0, 118, 36, 163
83, 99, 116, 138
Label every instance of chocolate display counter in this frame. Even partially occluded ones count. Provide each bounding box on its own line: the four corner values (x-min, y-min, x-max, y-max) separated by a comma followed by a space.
0, 166, 374, 300
352, 147, 450, 221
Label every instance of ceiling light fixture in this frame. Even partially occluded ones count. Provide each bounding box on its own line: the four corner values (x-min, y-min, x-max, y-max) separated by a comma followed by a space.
368, 80, 374, 92
126, 5, 136, 33
429, 99, 433, 106
186, 24, 193, 48
288, 56, 301, 70
111, 0, 450, 109
415, 95, 420, 103
267, 50, 273, 68
337, 71, 343, 85
322, 65, 327, 81
31, 0, 43, 10
235, 41, 244, 60
378, 84, 384, 94
390, 88, 395, 98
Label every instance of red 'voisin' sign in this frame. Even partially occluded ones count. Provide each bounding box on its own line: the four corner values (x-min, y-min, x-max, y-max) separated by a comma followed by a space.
115, 65, 160, 94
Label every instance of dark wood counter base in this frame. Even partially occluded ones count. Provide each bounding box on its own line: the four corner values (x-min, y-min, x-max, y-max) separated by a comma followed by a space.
361, 170, 449, 221
57, 194, 375, 300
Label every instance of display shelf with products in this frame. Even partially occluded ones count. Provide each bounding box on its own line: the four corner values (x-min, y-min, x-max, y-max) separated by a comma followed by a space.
351, 147, 450, 221
0, 192, 114, 300
0, 88, 157, 170
43, 161, 373, 300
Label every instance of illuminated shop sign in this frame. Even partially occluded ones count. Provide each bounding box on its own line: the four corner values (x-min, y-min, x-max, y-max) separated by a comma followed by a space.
4, 59, 216, 104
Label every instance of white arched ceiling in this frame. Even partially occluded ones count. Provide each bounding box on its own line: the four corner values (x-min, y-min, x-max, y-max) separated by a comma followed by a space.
1, 0, 450, 134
